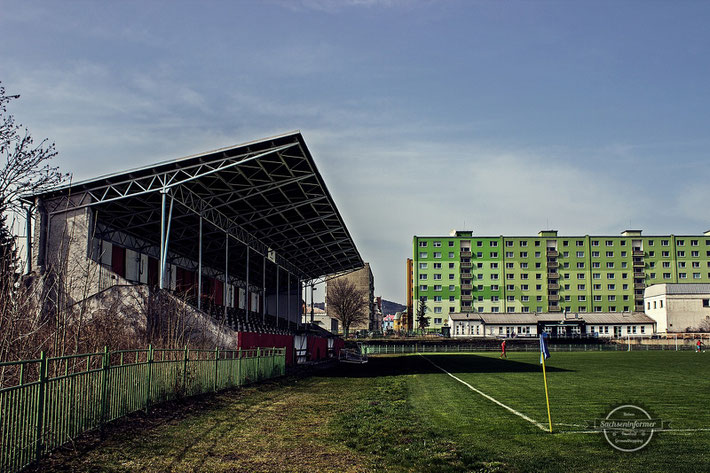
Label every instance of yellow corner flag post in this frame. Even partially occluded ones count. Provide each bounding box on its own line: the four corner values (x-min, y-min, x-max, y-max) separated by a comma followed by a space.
540, 333, 553, 433
541, 356, 553, 433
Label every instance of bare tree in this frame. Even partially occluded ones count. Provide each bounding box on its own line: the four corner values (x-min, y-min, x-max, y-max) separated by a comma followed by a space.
326, 278, 368, 338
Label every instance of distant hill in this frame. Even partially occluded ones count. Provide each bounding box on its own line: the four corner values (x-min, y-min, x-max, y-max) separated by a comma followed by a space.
316, 299, 405, 315
381, 299, 406, 315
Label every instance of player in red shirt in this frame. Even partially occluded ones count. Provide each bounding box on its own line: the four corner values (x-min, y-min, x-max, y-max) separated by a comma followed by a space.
500, 339, 507, 359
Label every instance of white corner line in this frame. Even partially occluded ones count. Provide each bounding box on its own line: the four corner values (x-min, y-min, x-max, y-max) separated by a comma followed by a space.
418, 354, 549, 432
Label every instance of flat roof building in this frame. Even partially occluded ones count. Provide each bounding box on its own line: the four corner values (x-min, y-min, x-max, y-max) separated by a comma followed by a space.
644, 283, 710, 333
414, 229, 710, 331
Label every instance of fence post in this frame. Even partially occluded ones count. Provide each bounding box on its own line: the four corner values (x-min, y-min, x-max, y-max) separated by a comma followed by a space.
238, 349, 242, 385
145, 345, 153, 412
100, 346, 110, 438
256, 348, 261, 381
183, 346, 189, 395
214, 347, 219, 393
35, 351, 47, 462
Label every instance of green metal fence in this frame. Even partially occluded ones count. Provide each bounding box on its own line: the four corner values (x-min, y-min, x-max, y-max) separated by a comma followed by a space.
361, 343, 697, 355
0, 346, 285, 473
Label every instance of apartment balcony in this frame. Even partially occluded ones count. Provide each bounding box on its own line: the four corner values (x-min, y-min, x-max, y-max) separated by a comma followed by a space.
460, 250, 472, 257
548, 294, 560, 301
548, 283, 560, 290
460, 271, 472, 278
460, 262, 473, 269
634, 283, 645, 290
461, 295, 473, 301
548, 304, 562, 312
547, 261, 559, 269
633, 261, 645, 268
547, 272, 560, 279
547, 250, 559, 257
461, 284, 473, 290
633, 250, 644, 257
461, 306, 475, 313
633, 272, 645, 279
635, 304, 645, 312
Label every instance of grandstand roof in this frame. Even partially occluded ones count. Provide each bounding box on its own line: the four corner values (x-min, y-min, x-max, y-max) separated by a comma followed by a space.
26, 131, 363, 281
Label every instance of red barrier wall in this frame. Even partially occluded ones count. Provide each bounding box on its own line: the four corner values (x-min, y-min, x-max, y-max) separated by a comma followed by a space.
237, 332, 344, 366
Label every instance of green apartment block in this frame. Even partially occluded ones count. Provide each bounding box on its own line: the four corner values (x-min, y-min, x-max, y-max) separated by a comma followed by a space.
412, 230, 710, 330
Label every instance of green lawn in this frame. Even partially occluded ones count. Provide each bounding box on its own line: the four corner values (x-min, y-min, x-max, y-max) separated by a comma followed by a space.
33, 352, 710, 472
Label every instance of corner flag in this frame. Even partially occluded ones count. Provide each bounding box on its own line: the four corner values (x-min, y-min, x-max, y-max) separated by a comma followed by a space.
539, 332, 551, 364
539, 332, 553, 433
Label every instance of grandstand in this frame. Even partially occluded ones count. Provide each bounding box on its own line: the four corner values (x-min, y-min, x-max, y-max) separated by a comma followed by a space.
21, 131, 361, 363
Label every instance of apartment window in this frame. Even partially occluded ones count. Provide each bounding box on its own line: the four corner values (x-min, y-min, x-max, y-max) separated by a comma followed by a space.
478, 296, 483, 301
592, 240, 599, 246
679, 273, 687, 279
476, 241, 483, 247
521, 295, 529, 302
621, 262, 628, 268
449, 295, 455, 302
434, 285, 442, 291
433, 252, 442, 259
520, 251, 528, 258
507, 295, 515, 302
521, 241, 528, 247
449, 285, 455, 291
703, 299, 710, 307
578, 295, 586, 301
521, 284, 529, 290
606, 262, 614, 268
477, 263, 483, 268
563, 251, 569, 257
579, 306, 587, 312
506, 273, 515, 280
609, 306, 617, 312
663, 273, 671, 279
691, 240, 699, 246
592, 262, 601, 268
576, 251, 584, 257
577, 284, 585, 290
535, 241, 541, 247
491, 285, 499, 291
678, 262, 686, 268
418, 241, 428, 247
677, 240, 685, 246
535, 251, 541, 258
419, 274, 428, 280
448, 252, 455, 258
419, 285, 427, 291
449, 274, 455, 280
661, 240, 669, 246
506, 251, 514, 258
419, 252, 427, 258
433, 241, 442, 247
506, 284, 515, 291
593, 295, 602, 301
607, 273, 615, 279
564, 295, 571, 301
662, 251, 670, 258
420, 296, 428, 301
506, 262, 514, 269
507, 307, 516, 313
592, 251, 600, 257
521, 262, 528, 269
649, 273, 655, 279
535, 262, 542, 269
593, 273, 601, 279
621, 251, 627, 257
536, 285, 542, 291
608, 295, 616, 301
694, 273, 701, 279
536, 296, 543, 302
433, 295, 442, 302
490, 252, 499, 258
649, 251, 654, 257
506, 241, 514, 247
521, 274, 529, 280
692, 251, 700, 257
593, 284, 601, 290
606, 240, 613, 246
563, 262, 570, 269
564, 284, 570, 289
693, 262, 700, 268
419, 263, 427, 270
491, 296, 499, 302
476, 252, 483, 258
606, 251, 614, 257
433, 263, 442, 269
577, 273, 586, 279
433, 274, 442, 280
662, 261, 670, 268
491, 307, 499, 313
490, 241, 498, 247
522, 307, 530, 313
449, 263, 455, 268
677, 251, 685, 258
478, 307, 485, 313
563, 240, 569, 247
577, 262, 585, 269
648, 240, 654, 246
608, 284, 615, 290
491, 274, 499, 280
594, 306, 602, 312
449, 306, 455, 313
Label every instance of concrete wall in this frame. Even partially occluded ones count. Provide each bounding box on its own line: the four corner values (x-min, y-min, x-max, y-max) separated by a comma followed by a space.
327, 262, 375, 332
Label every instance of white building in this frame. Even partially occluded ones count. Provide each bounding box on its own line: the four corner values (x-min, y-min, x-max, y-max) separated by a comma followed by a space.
644, 283, 710, 333
448, 312, 655, 338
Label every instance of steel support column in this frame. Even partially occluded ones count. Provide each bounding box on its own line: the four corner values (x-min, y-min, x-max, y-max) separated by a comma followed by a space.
159, 190, 174, 290
310, 283, 314, 324
246, 246, 250, 323
224, 232, 229, 319
25, 206, 32, 274
197, 215, 203, 310
276, 265, 280, 329
287, 272, 291, 330
262, 254, 266, 323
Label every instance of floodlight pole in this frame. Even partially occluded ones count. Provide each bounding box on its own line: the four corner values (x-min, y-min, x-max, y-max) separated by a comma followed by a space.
197, 215, 202, 311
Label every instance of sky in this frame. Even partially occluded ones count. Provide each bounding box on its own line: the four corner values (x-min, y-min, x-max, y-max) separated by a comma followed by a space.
2, 0, 710, 304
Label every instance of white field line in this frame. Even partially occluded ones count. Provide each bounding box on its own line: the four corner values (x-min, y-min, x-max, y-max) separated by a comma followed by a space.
418, 354, 549, 432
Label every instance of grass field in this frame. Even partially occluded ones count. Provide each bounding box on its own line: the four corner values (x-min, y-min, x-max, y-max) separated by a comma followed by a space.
33, 351, 710, 472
